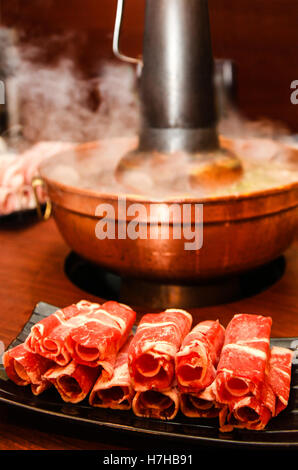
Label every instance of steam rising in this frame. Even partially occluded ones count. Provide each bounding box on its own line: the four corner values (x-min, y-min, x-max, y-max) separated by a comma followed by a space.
11, 45, 140, 143
2, 39, 298, 199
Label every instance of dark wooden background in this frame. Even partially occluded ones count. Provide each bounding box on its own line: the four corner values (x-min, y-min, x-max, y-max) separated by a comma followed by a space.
1, 0, 298, 132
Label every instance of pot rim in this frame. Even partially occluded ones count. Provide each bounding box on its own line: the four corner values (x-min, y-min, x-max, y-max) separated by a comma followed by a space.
38, 138, 298, 215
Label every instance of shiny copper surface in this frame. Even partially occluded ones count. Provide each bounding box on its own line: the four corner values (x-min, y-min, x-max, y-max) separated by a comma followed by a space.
38, 138, 298, 283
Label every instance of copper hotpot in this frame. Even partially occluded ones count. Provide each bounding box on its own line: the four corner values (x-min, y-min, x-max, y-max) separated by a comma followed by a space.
37, 137, 298, 283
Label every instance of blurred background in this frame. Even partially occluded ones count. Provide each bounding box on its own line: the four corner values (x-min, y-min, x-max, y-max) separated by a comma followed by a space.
1, 0, 297, 133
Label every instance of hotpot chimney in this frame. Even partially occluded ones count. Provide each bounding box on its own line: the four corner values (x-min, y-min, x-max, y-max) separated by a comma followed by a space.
113, 0, 242, 187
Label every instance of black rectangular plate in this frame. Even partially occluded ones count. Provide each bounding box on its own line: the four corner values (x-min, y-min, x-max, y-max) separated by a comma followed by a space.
0, 302, 298, 448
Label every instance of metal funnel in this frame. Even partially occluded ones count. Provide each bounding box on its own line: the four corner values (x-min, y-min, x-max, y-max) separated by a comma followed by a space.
113, 0, 242, 190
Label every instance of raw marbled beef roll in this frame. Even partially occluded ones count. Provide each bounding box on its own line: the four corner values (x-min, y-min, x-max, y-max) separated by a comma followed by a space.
43, 360, 100, 404
128, 309, 192, 391
25, 300, 98, 366
89, 337, 134, 410
219, 346, 293, 431
176, 320, 225, 393
216, 314, 272, 403
3, 343, 53, 395
132, 388, 180, 420
180, 381, 222, 418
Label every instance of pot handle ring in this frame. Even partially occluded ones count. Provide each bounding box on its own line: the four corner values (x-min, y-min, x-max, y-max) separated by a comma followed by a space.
32, 176, 52, 221
113, 0, 143, 74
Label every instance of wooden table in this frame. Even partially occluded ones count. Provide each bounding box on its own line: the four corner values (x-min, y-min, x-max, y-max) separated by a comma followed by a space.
0, 215, 297, 450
